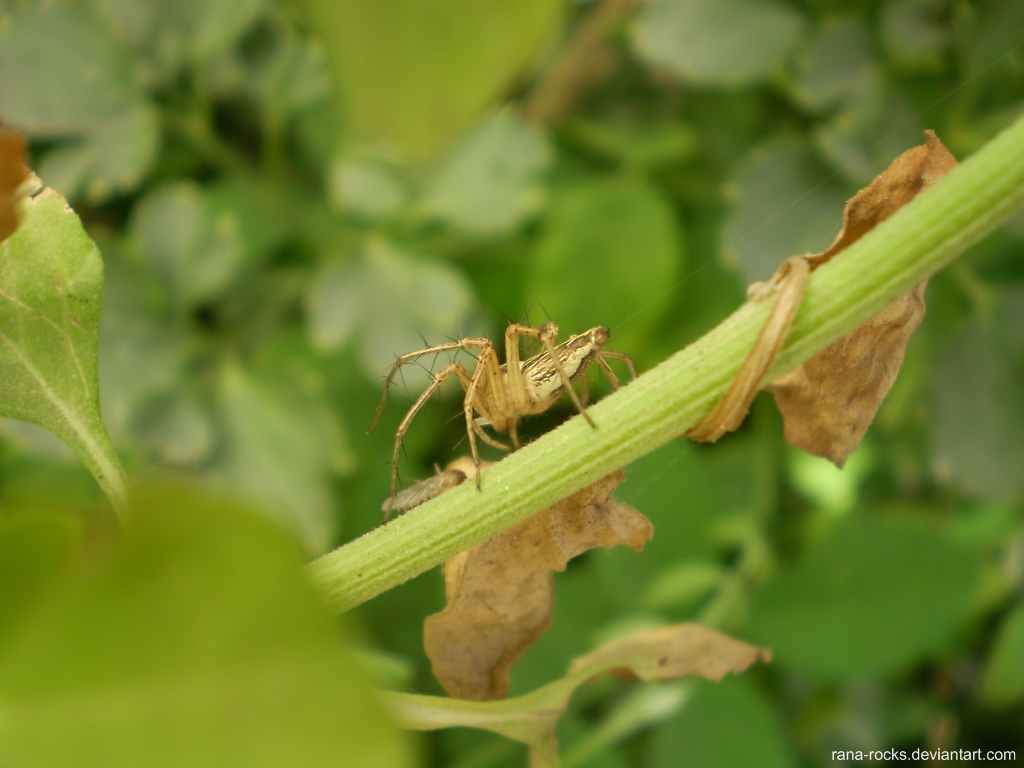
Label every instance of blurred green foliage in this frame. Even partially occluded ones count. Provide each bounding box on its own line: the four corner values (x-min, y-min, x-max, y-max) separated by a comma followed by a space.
1, 0, 1023, 765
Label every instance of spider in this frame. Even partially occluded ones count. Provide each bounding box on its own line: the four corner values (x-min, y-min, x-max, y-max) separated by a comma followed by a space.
371, 322, 636, 512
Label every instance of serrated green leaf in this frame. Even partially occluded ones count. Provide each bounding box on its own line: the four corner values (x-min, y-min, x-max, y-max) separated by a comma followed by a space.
745, 516, 979, 680
0, 190, 127, 516
931, 320, 1024, 500
298, 0, 563, 160
631, 0, 805, 86
0, 5, 158, 201
651, 677, 797, 768
982, 602, 1024, 706
528, 176, 681, 352
0, 487, 415, 768
420, 112, 552, 235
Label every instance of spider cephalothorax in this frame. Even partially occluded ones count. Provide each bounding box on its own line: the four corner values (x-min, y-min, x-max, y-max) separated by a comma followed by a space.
371, 322, 635, 515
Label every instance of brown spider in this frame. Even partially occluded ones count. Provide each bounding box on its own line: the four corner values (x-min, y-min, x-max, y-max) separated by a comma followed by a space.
370, 322, 636, 512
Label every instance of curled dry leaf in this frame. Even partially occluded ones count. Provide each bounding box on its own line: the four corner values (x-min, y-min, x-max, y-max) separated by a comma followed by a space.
0, 129, 30, 243
424, 463, 653, 701
689, 130, 956, 466
384, 622, 770, 768
769, 282, 926, 465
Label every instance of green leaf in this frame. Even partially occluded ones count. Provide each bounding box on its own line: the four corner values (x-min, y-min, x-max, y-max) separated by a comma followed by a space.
651, 677, 797, 768
329, 157, 408, 220
745, 516, 980, 680
982, 602, 1024, 706
94, 0, 267, 80
0, 190, 128, 516
881, 0, 950, 72
420, 112, 552, 235
129, 182, 246, 309
0, 487, 415, 768
721, 136, 850, 282
528, 176, 681, 352
306, 239, 486, 387
220, 360, 345, 555
631, 0, 805, 87
0, 4, 158, 201
931, 320, 1024, 500
298, 0, 563, 160
0, 510, 83, 645
790, 18, 881, 115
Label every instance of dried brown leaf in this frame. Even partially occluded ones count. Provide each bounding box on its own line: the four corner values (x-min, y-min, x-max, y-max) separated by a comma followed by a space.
424, 467, 653, 701
770, 281, 927, 466
568, 623, 772, 683
0, 129, 30, 243
689, 130, 956, 458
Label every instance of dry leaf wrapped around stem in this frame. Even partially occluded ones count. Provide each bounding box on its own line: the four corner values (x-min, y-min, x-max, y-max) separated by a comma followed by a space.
689, 131, 957, 466
0, 129, 30, 243
424, 460, 653, 700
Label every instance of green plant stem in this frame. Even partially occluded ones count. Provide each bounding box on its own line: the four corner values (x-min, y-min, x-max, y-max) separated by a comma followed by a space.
65, 422, 130, 523
308, 113, 1024, 614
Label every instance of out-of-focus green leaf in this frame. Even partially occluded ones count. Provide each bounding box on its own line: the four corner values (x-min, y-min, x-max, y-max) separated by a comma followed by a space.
306, 239, 486, 388
134, 391, 215, 467
881, 0, 950, 72
0, 5, 158, 201
220, 361, 343, 555
420, 112, 551, 235
329, 157, 408, 219
721, 136, 850, 282
745, 516, 979, 680
651, 677, 796, 768
298, 0, 562, 160
0, 510, 82, 645
564, 118, 697, 169
982, 602, 1024, 706
0, 190, 126, 512
642, 561, 724, 611
631, 0, 805, 87
0, 488, 415, 768
94, 0, 267, 81
791, 18, 882, 116
931, 321, 1024, 500
130, 182, 246, 309
529, 176, 680, 351
98, 260, 188, 446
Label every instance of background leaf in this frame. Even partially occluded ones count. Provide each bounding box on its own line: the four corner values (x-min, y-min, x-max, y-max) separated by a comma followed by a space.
744, 516, 980, 680
298, 0, 563, 160
0, 4, 158, 200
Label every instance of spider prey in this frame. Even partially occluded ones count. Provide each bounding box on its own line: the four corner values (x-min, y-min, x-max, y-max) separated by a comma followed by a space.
371, 322, 636, 510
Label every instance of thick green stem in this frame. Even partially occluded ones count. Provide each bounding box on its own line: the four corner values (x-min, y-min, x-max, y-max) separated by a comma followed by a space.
308, 113, 1024, 613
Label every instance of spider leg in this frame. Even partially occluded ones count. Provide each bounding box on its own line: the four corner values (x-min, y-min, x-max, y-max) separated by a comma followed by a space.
597, 349, 637, 380
370, 337, 492, 433
464, 345, 502, 490
473, 420, 511, 452
595, 356, 620, 390
509, 422, 520, 450
387, 362, 474, 504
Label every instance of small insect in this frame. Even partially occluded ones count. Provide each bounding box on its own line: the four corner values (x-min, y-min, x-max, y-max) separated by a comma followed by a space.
371, 322, 636, 507
382, 466, 467, 521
